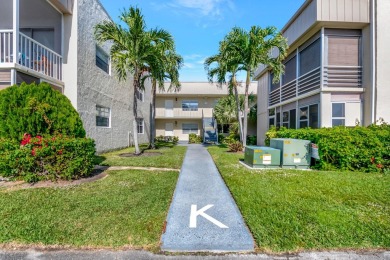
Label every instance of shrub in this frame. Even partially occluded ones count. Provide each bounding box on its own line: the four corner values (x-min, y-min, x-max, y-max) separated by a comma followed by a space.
228, 141, 243, 152
218, 133, 225, 143
189, 133, 202, 144
0, 134, 96, 182
154, 135, 179, 144
265, 123, 390, 173
0, 82, 85, 140
247, 135, 257, 146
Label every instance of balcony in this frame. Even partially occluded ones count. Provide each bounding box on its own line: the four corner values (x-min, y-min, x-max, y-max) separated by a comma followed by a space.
269, 67, 321, 106
0, 30, 62, 81
156, 108, 213, 119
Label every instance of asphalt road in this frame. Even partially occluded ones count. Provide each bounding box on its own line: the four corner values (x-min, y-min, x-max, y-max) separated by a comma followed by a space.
161, 144, 254, 252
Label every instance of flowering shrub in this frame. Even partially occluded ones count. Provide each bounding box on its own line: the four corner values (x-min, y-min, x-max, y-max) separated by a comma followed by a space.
0, 82, 86, 140
265, 122, 390, 173
0, 134, 96, 182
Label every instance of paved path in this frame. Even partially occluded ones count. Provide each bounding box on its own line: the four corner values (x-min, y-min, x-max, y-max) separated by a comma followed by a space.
161, 144, 254, 252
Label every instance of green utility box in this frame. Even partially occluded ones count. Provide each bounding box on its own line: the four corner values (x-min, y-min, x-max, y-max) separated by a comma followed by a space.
270, 138, 311, 169
244, 146, 281, 168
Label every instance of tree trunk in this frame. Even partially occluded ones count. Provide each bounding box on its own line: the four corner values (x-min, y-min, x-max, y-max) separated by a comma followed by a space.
133, 69, 141, 155
233, 77, 243, 143
243, 70, 250, 148
149, 78, 157, 149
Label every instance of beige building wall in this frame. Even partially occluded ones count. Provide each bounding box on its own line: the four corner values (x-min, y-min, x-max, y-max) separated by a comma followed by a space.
375, 0, 390, 123
156, 119, 202, 141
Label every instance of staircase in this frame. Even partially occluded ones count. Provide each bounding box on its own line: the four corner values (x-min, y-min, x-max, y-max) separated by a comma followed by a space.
203, 117, 218, 144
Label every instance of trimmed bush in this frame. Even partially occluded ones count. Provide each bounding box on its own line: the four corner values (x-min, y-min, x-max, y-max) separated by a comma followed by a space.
246, 135, 257, 146
189, 133, 202, 144
266, 123, 390, 173
0, 82, 85, 140
0, 134, 96, 182
228, 141, 243, 152
154, 135, 179, 144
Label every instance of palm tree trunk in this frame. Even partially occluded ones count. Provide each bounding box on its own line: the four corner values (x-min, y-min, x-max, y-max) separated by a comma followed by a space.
149, 78, 157, 149
133, 69, 141, 155
243, 71, 250, 147
233, 77, 243, 143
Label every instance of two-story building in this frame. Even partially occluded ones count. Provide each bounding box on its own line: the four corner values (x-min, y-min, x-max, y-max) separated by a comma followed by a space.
0, 0, 151, 152
255, 0, 390, 145
155, 82, 257, 142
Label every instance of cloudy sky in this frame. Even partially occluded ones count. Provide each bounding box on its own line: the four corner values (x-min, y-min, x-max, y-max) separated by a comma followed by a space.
99, 0, 306, 82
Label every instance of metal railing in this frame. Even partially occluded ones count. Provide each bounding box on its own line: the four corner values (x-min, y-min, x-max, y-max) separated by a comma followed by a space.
0, 30, 62, 81
269, 66, 321, 106
323, 66, 362, 88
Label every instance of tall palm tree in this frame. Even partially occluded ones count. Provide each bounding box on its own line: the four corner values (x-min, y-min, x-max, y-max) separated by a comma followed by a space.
141, 49, 183, 149
224, 26, 288, 146
94, 7, 174, 154
204, 41, 244, 142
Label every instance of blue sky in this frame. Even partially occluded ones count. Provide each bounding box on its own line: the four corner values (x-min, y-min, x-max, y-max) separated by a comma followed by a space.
99, 0, 306, 82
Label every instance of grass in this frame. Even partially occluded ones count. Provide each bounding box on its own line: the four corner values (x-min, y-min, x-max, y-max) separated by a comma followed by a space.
96, 142, 186, 169
0, 170, 178, 250
208, 145, 390, 253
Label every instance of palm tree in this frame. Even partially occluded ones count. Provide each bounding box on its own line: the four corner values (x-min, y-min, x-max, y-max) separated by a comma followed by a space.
94, 7, 174, 154
224, 26, 288, 146
141, 49, 183, 149
204, 42, 244, 142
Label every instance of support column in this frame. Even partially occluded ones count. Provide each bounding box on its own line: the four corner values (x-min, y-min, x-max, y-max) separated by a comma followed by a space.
11, 0, 19, 86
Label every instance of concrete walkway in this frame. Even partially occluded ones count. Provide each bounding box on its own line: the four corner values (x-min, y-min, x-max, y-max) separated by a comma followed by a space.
161, 144, 254, 252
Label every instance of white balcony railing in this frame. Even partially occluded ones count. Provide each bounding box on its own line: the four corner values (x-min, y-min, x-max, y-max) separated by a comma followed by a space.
156, 108, 213, 118
0, 30, 62, 81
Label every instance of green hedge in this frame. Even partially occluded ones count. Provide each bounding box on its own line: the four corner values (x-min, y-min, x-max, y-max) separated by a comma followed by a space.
0, 82, 86, 140
0, 134, 96, 182
189, 133, 202, 144
266, 124, 390, 173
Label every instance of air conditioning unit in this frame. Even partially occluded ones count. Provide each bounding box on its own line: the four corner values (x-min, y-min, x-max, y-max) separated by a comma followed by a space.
244, 146, 281, 168
270, 138, 311, 169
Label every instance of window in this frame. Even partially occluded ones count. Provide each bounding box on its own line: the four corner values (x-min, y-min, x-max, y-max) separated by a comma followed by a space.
299, 38, 321, 76
217, 124, 230, 134
182, 100, 198, 111
299, 104, 319, 128
96, 105, 110, 127
282, 111, 289, 128
136, 118, 144, 134
135, 89, 144, 102
332, 103, 345, 126
182, 123, 198, 134
276, 112, 281, 128
96, 46, 110, 74
282, 55, 297, 85
268, 108, 276, 129
290, 109, 296, 129
270, 72, 280, 92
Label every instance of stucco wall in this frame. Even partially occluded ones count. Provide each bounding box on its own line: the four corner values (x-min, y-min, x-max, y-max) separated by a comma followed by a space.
76, 0, 150, 152
375, 0, 390, 123
156, 119, 202, 141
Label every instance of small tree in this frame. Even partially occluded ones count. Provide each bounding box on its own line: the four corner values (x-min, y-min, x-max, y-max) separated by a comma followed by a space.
95, 7, 174, 154
0, 82, 85, 140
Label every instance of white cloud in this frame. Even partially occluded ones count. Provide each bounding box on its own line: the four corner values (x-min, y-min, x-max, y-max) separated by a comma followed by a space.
153, 0, 235, 21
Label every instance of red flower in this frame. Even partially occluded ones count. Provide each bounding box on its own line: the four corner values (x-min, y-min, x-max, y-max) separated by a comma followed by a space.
20, 133, 32, 146
376, 164, 383, 169
370, 157, 375, 164
31, 148, 36, 156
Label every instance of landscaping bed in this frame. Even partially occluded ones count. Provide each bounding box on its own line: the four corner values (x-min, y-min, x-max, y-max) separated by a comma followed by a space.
208, 145, 390, 253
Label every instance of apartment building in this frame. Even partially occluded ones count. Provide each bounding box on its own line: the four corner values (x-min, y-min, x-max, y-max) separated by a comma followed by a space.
0, 0, 151, 152
255, 0, 390, 145
155, 82, 257, 142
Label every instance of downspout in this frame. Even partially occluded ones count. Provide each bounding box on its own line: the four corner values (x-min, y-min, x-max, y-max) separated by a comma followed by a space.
371, 0, 376, 124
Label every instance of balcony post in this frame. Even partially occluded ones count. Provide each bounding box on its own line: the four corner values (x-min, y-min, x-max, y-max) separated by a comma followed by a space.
11, 0, 19, 85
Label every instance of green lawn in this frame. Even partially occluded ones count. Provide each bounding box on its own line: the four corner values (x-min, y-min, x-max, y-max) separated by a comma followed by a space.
208, 145, 390, 253
0, 170, 178, 250
96, 143, 186, 169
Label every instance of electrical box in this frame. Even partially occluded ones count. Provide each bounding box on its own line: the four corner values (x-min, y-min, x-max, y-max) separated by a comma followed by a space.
270, 138, 311, 169
244, 146, 281, 168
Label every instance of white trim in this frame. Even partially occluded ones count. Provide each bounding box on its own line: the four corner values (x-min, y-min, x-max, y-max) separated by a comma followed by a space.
96, 105, 111, 128
137, 118, 145, 134
371, 0, 376, 124
13, 0, 19, 67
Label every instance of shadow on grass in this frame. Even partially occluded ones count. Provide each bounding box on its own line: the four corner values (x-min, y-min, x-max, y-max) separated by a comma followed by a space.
94, 155, 107, 165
